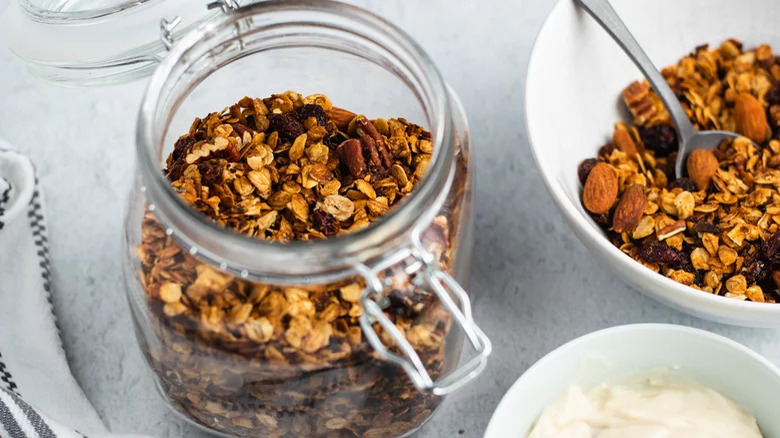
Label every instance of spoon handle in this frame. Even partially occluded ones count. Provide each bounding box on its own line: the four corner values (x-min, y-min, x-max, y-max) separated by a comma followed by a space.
576, 0, 696, 142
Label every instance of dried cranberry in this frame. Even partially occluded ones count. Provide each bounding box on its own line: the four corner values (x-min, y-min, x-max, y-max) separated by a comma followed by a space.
197, 160, 225, 185
638, 241, 680, 264
598, 143, 616, 157
640, 124, 678, 157
766, 85, 780, 106
295, 104, 329, 126
578, 158, 599, 185
311, 209, 340, 236
668, 177, 698, 192
268, 113, 305, 141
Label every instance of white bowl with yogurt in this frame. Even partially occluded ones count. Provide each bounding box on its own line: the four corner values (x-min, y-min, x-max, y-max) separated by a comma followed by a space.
484, 324, 780, 438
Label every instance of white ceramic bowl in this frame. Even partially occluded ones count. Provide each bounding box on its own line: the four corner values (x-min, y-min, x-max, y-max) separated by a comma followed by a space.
484, 324, 780, 438
526, 0, 780, 326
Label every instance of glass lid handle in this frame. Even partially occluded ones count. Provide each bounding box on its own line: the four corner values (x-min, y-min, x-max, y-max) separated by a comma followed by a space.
356, 229, 492, 396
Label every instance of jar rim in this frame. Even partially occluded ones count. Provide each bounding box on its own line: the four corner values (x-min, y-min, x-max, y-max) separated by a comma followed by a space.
137, 0, 457, 283
19, 0, 159, 23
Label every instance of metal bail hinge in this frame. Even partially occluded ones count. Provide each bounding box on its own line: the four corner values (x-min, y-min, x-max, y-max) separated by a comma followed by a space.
159, 16, 182, 50
357, 229, 491, 396
160, 1, 240, 52
207, 0, 240, 13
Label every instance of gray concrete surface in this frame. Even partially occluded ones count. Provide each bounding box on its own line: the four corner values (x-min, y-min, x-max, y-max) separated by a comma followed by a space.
1, 0, 778, 437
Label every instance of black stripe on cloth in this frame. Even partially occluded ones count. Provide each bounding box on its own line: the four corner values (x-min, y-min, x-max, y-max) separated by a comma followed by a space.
26, 185, 63, 343
0, 390, 26, 438
6, 390, 56, 438
0, 352, 18, 395
0, 178, 11, 230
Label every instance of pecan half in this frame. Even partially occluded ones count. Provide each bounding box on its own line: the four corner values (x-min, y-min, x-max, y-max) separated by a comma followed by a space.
337, 138, 367, 178
356, 116, 393, 168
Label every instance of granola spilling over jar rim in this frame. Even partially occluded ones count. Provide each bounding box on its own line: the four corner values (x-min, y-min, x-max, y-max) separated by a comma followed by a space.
136, 91, 462, 437
579, 40, 780, 303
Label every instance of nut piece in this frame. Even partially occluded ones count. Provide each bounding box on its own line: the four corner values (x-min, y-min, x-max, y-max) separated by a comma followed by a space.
686, 149, 719, 191
734, 92, 770, 143
337, 138, 367, 178
583, 163, 618, 214
622, 81, 657, 125
328, 107, 357, 131
612, 184, 647, 232
613, 127, 638, 157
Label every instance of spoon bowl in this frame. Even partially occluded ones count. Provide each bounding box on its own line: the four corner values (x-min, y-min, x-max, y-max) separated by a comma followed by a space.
577, 0, 756, 179
675, 130, 746, 177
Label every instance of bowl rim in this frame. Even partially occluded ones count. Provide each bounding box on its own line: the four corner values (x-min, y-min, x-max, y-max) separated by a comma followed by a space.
523, 0, 780, 318
483, 323, 780, 438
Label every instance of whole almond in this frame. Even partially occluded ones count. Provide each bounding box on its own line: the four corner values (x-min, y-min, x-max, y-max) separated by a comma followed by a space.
583, 162, 618, 214
328, 107, 357, 131
686, 149, 719, 191
613, 127, 638, 157
612, 184, 647, 233
734, 92, 770, 143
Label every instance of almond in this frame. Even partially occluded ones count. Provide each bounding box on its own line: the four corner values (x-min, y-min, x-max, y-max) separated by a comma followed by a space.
583, 162, 618, 214
328, 107, 357, 131
734, 92, 770, 143
613, 127, 638, 157
612, 184, 647, 233
686, 149, 719, 191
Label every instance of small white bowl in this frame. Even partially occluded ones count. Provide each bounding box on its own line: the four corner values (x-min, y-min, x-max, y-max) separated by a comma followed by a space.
526, 0, 780, 326
484, 324, 780, 438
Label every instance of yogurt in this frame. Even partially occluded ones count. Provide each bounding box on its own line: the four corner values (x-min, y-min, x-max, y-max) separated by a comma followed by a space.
527, 377, 762, 438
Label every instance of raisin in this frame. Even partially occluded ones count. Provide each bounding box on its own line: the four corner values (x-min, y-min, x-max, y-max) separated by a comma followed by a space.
324, 131, 348, 150
766, 85, 780, 106
385, 289, 428, 319
672, 253, 695, 274
198, 160, 225, 185
640, 124, 678, 157
638, 241, 680, 264
578, 158, 599, 185
268, 113, 305, 141
590, 211, 612, 226
598, 143, 616, 157
742, 255, 768, 284
668, 177, 698, 192
295, 104, 329, 126
690, 219, 720, 235
172, 134, 196, 162
311, 209, 340, 237
762, 231, 780, 265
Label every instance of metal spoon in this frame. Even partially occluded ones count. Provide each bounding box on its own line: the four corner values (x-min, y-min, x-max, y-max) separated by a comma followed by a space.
576, 0, 748, 178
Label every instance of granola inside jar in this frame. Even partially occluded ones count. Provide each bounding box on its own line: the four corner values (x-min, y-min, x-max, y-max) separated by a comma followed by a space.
123, 2, 489, 437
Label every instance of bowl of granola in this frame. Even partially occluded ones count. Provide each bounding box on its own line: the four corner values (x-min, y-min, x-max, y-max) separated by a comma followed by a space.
526, 0, 780, 326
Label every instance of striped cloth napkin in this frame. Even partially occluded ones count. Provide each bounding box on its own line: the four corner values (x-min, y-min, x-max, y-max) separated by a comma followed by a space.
0, 142, 143, 438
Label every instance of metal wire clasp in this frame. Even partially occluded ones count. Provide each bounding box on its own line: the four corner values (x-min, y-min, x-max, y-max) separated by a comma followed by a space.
356, 228, 491, 396
160, 0, 240, 51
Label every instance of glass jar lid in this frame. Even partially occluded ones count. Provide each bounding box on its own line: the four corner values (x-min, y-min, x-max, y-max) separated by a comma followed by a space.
0, 0, 243, 85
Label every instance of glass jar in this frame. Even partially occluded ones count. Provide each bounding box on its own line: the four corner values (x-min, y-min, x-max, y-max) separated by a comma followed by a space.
122, 2, 490, 437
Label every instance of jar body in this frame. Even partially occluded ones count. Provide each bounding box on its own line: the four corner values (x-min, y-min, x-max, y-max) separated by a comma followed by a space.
123, 94, 474, 437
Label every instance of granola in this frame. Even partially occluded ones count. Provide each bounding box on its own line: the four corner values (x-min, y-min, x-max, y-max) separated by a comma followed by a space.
579, 40, 780, 302
135, 91, 468, 437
